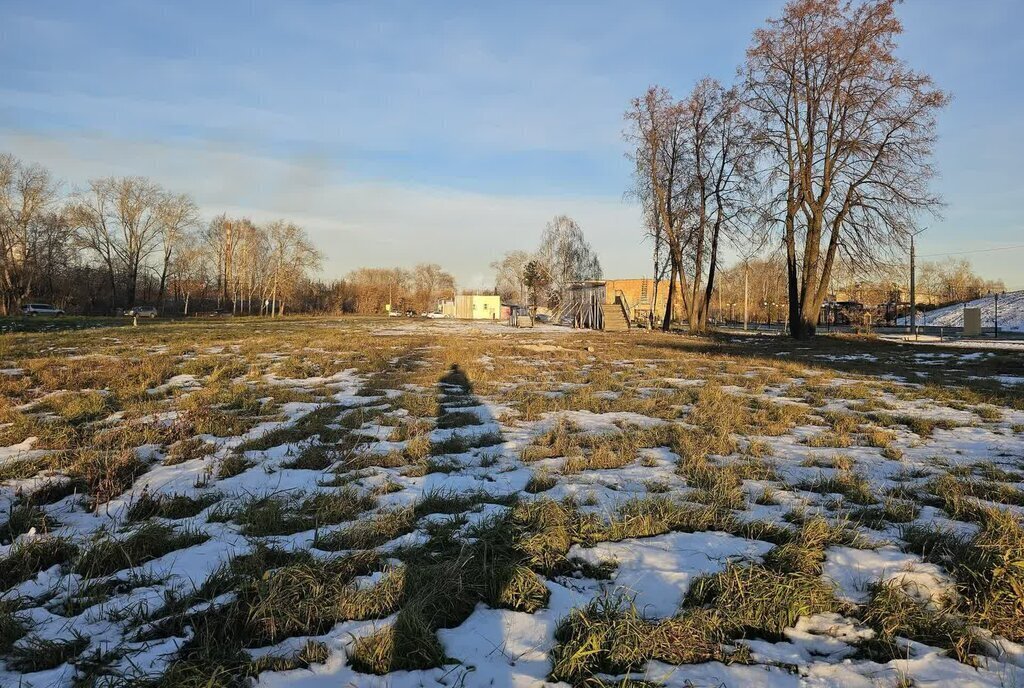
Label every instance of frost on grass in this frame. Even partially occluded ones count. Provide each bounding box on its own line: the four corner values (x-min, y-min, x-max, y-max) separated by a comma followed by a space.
0, 317, 1022, 686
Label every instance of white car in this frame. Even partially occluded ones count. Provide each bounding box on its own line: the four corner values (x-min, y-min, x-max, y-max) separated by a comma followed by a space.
20, 303, 65, 316
126, 306, 158, 318
425, 312, 450, 319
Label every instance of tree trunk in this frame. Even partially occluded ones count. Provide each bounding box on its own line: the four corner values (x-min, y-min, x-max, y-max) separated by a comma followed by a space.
662, 264, 677, 332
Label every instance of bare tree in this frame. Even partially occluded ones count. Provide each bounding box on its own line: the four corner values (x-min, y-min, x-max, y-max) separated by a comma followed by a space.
346, 267, 412, 314
491, 250, 532, 305
678, 79, 758, 331
170, 243, 212, 315
411, 263, 456, 313
69, 180, 119, 308
155, 192, 199, 308
745, 0, 950, 338
206, 215, 244, 310
536, 215, 602, 309
625, 87, 687, 331
0, 154, 65, 314
70, 177, 166, 308
266, 220, 322, 316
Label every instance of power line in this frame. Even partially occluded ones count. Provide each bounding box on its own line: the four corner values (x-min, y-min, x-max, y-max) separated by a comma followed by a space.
918, 243, 1024, 258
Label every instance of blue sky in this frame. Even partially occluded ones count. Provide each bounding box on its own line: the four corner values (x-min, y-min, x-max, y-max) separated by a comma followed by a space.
1, 0, 1022, 288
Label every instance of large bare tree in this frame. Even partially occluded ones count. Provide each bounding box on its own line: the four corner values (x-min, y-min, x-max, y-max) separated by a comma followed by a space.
625, 87, 687, 331
70, 177, 165, 308
155, 192, 199, 307
0, 154, 63, 314
675, 78, 758, 332
411, 263, 456, 313
745, 0, 950, 338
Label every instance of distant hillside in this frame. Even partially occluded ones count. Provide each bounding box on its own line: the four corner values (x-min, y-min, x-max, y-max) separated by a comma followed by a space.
898, 290, 1024, 332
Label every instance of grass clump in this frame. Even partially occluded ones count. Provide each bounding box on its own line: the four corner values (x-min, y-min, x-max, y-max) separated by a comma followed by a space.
70, 448, 147, 508
216, 453, 252, 479
157, 551, 397, 683
349, 514, 550, 674
242, 552, 399, 644
549, 594, 730, 683
526, 469, 558, 494
859, 579, 977, 663
0, 600, 27, 652
763, 515, 863, 575
1, 503, 55, 543
165, 437, 215, 465
281, 443, 337, 470
7, 632, 89, 672
436, 411, 482, 429
927, 473, 1024, 522
0, 536, 78, 589
794, 470, 876, 505
249, 639, 330, 674
803, 431, 853, 448
75, 522, 207, 578
428, 430, 503, 456
229, 488, 375, 536
315, 507, 417, 551
126, 492, 220, 521
39, 390, 113, 425
849, 498, 920, 530
684, 562, 841, 640
903, 507, 1024, 643
413, 488, 516, 517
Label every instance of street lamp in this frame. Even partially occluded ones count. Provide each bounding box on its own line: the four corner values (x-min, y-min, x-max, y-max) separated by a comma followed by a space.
909, 227, 926, 340
991, 290, 1005, 339
763, 300, 769, 326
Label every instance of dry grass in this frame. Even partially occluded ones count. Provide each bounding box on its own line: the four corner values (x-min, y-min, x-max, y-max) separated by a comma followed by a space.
903, 507, 1024, 643
2, 318, 1023, 685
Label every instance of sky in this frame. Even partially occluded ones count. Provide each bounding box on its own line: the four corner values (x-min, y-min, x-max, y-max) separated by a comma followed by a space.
1, 0, 1022, 290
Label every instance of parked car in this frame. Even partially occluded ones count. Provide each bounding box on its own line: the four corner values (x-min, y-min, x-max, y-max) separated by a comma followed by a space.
20, 303, 65, 316
126, 306, 158, 318
425, 311, 450, 319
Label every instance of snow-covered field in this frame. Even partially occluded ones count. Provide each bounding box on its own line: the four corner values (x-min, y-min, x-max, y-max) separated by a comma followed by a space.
900, 290, 1024, 332
1, 317, 1023, 687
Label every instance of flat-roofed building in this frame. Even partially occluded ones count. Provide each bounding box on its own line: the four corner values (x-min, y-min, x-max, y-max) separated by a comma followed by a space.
438, 294, 501, 320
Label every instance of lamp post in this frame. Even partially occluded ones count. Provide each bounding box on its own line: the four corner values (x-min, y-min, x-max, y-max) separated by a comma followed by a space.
994, 290, 1003, 339
909, 227, 926, 340
763, 300, 768, 326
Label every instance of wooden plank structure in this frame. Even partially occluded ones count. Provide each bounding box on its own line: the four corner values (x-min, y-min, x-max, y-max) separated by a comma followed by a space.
562, 281, 631, 332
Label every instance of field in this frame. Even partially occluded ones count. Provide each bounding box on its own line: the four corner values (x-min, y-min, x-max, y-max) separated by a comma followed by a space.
1, 317, 1023, 687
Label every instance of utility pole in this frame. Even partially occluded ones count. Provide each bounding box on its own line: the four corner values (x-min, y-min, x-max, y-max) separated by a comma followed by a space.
909, 227, 926, 340
743, 260, 749, 331
995, 291, 1001, 339
718, 280, 723, 326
